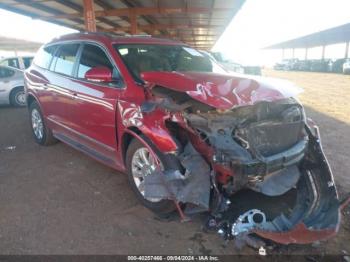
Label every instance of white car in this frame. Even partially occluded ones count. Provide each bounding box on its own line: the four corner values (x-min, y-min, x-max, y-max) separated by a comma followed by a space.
0, 65, 26, 107
343, 58, 350, 74
0, 56, 33, 70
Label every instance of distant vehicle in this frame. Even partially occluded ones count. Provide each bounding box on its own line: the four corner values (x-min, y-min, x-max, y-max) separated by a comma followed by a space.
0, 65, 26, 107
294, 60, 312, 71
274, 59, 298, 71
208, 52, 244, 74
328, 58, 347, 73
243, 65, 262, 75
210, 52, 261, 75
0, 56, 34, 70
309, 59, 330, 72
343, 58, 350, 74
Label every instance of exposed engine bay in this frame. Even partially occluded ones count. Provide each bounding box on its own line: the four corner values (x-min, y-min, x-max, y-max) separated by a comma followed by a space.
118, 71, 348, 248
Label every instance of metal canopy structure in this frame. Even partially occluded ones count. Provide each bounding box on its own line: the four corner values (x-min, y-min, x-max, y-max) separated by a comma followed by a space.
0, 0, 246, 50
0, 36, 42, 52
265, 23, 350, 59
266, 23, 350, 49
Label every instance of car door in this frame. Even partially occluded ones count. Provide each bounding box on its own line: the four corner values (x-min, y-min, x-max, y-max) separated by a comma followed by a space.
0, 66, 15, 104
67, 43, 124, 164
46, 43, 81, 133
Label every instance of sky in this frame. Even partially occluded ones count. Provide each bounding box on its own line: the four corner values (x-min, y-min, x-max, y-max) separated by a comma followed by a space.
0, 0, 349, 65
213, 0, 350, 66
0, 9, 76, 57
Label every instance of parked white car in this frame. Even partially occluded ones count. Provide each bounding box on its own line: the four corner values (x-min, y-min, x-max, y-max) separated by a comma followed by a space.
0, 65, 26, 107
0, 56, 34, 70
343, 58, 350, 74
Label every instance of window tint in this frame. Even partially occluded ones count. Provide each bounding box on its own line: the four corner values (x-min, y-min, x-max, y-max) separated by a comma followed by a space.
77, 44, 122, 86
33, 45, 57, 69
0, 67, 15, 78
51, 44, 79, 76
23, 57, 33, 69
0, 58, 20, 69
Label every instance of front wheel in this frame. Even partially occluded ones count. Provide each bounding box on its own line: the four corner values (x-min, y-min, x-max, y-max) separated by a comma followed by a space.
126, 137, 181, 215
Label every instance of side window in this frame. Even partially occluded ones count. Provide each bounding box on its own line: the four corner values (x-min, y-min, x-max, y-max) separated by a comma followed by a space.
77, 44, 122, 87
51, 44, 80, 76
0, 59, 9, 66
0, 67, 15, 78
33, 45, 57, 69
0, 58, 19, 69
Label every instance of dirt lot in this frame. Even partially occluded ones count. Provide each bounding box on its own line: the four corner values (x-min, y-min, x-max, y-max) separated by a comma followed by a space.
0, 70, 349, 256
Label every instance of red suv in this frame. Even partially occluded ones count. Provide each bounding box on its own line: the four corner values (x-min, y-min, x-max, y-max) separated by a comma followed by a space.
25, 33, 346, 246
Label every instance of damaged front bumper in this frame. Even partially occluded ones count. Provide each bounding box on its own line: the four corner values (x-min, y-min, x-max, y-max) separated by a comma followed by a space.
133, 81, 347, 245
143, 123, 346, 245
220, 125, 345, 245
251, 125, 342, 244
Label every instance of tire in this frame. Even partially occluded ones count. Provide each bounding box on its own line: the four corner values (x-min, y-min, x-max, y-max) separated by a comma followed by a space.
29, 101, 57, 146
10, 87, 26, 107
126, 136, 182, 215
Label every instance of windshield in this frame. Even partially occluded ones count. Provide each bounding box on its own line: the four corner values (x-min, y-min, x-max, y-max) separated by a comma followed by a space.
114, 44, 226, 81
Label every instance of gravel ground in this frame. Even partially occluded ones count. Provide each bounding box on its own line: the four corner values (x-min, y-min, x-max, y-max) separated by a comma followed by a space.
0, 70, 349, 256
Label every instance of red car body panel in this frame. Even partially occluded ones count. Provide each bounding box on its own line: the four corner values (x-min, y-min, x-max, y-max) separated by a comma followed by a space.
254, 223, 339, 245
141, 71, 300, 110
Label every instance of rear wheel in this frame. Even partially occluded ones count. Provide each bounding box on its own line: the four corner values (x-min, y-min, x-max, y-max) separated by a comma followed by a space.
29, 101, 57, 145
126, 137, 181, 215
10, 87, 26, 107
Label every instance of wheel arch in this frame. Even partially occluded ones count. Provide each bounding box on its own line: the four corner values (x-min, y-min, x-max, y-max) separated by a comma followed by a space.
26, 93, 37, 108
121, 126, 142, 165
9, 85, 24, 98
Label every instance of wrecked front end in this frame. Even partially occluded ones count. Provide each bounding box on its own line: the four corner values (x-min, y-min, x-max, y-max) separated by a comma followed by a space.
132, 71, 344, 246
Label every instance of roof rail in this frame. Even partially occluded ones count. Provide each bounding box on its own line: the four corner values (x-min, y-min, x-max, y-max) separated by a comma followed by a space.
126, 34, 152, 38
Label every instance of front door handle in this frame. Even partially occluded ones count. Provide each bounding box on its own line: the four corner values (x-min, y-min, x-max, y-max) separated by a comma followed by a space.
43, 84, 48, 90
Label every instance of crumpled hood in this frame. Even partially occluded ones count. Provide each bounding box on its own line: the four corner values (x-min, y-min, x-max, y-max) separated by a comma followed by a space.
141, 71, 303, 110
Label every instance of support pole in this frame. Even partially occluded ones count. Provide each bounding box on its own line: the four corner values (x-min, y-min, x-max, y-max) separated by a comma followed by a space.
305, 47, 308, 60
292, 48, 295, 59
321, 45, 326, 60
282, 48, 285, 59
345, 42, 349, 59
83, 0, 96, 32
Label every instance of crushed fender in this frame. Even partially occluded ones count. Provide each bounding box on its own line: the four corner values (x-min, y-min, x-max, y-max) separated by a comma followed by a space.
144, 143, 211, 211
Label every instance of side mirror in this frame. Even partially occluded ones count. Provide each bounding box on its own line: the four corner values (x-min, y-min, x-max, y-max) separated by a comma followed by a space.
85, 66, 112, 82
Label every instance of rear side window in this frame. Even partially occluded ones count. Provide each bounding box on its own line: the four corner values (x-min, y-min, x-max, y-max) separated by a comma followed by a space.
50, 44, 80, 76
33, 45, 57, 69
0, 58, 20, 69
0, 67, 15, 78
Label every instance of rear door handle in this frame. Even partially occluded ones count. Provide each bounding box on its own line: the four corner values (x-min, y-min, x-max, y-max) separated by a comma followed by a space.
43, 83, 48, 90
72, 92, 78, 99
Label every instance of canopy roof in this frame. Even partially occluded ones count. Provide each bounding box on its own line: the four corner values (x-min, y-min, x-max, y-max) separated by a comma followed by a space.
0, 0, 246, 50
266, 23, 350, 49
0, 35, 42, 52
